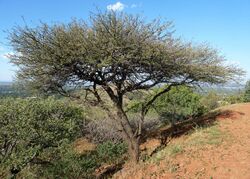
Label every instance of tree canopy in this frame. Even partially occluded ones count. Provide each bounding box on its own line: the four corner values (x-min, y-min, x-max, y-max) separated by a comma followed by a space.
9, 12, 242, 95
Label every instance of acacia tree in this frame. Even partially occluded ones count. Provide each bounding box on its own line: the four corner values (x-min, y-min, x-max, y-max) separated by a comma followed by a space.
8, 12, 243, 162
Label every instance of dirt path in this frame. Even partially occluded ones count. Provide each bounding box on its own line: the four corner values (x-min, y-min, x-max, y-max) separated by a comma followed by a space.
114, 103, 250, 179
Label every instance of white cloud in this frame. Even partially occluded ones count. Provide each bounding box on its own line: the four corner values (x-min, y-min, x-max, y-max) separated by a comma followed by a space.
131, 3, 142, 8
131, 4, 137, 8
107, 2, 125, 11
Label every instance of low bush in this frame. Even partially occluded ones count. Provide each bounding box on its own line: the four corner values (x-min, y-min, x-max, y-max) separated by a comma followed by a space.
96, 141, 127, 164
37, 143, 98, 178
0, 97, 127, 178
0, 97, 84, 178
200, 91, 221, 111
83, 111, 160, 143
34, 141, 127, 178
223, 93, 244, 105
153, 86, 206, 125
243, 80, 250, 102
84, 117, 123, 143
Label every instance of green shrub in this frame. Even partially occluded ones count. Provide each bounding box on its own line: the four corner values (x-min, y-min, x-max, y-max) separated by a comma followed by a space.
96, 141, 127, 163
39, 144, 98, 178
223, 93, 244, 104
153, 86, 206, 125
0, 97, 84, 178
201, 91, 221, 111
243, 80, 250, 102
37, 141, 127, 178
0, 97, 127, 178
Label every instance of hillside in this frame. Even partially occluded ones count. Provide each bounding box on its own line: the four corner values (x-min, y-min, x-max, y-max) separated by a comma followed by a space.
114, 103, 250, 179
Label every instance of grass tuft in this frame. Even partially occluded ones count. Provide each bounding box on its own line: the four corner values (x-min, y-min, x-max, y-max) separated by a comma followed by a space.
150, 144, 184, 163
186, 125, 224, 147
149, 123, 227, 164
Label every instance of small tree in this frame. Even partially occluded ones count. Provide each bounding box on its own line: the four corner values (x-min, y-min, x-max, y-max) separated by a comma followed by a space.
243, 80, 250, 102
8, 12, 244, 162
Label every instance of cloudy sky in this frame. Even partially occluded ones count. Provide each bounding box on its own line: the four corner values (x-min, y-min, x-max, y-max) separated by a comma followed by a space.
0, 0, 250, 81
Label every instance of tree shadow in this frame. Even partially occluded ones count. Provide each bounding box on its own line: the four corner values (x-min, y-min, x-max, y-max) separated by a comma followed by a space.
142, 109, 245, 145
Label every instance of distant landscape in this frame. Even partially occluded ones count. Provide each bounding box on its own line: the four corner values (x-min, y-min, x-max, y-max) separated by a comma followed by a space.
0, 82, 29, 97
0, 81, 244, 98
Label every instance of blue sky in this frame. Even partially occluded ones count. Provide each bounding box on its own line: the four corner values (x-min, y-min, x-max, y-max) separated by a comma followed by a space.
0, 0, 250, 81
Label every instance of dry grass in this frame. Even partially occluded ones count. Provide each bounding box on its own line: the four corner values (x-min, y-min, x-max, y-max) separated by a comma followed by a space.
186, 124, 225, 147
149, 123, 227, 164
73, 137, 97, 154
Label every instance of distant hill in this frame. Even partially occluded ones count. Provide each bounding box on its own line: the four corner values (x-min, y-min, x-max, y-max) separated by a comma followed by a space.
0, 81, 244, 98
0, 81, 29, 97
199, 84, 244, 95
0, 81, 13, 85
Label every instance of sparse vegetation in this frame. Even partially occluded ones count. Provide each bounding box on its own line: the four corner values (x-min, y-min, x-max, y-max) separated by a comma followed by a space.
150, 123, 226, 164
186, 125, 224, 146
153, 144, 184, 162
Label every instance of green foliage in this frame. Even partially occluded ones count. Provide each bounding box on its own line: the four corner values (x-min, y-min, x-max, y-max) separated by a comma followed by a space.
201, 89, 244, 108
223, 92, 244, 105
38, 144, 98, 178
96, 141, 127, 163
0, 97, 84, 177
201, 91, 221, 111
153, 86, 206, 125
126, 99, 143, 113
243, 80, 250, 102
34, 141, 127, 178
0, 97, 126, 178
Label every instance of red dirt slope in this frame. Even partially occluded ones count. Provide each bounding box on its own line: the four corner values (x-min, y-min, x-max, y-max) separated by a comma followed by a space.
114, 103, 250, 179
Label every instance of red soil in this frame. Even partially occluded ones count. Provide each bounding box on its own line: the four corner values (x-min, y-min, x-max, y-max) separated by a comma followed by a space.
114, 103, 250, 179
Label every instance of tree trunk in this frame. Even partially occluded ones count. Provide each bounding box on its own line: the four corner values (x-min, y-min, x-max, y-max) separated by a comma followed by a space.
127, 137, 139, 162
102, 86, 140, 163
115, 104, 140, 163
